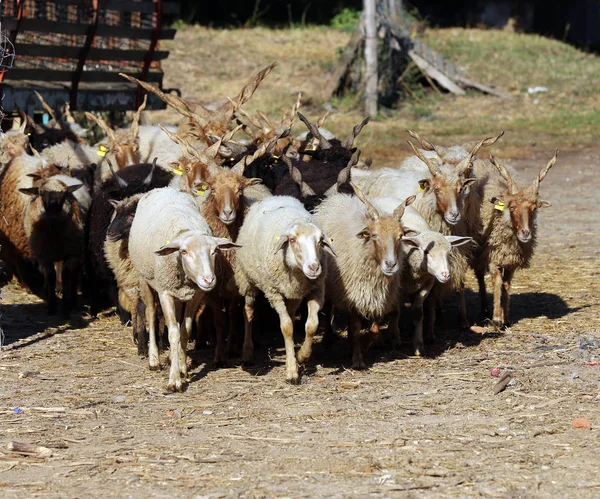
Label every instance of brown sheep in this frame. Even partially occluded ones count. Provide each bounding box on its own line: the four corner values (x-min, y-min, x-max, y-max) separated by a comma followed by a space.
472, 151, 558, 327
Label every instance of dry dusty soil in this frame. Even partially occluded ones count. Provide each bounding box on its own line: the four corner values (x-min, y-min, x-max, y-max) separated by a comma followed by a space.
1, 150, 599, 498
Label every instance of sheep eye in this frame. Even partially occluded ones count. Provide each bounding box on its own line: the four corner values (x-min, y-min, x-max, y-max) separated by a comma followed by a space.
289, 237, 296, 244
180, 249, 188, 256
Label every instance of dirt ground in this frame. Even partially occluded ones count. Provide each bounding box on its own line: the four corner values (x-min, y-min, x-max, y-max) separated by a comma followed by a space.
1, 149, 599, 498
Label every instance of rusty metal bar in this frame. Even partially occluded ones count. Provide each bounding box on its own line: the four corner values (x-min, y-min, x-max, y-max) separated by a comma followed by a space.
0, 0, 23, 83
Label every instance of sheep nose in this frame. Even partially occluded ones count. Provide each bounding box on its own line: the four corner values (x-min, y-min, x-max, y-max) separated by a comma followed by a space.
308, 262, 321, 273
521, 229, 531, 238
199, 275, 215, 289
384, 260, 398, 272
439, 271, 450, 282
222, 208, 234, 218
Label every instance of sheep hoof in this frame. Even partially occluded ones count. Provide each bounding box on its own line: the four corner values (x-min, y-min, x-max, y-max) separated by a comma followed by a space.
492, 318, 505, 329
214, 360, 227, 369
149, 363, 161, 371
352, 358, 367, 370
296, 350, 310, 364
414, 344, 424, 357
241, 359, 254, 368
167, 381, 183, 392
137, 343, 149, 357
286, 373, 301, 385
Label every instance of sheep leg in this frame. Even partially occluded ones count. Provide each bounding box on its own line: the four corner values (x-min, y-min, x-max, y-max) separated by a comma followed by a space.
181, 291, 204, 377
413, 281, 434, 357
457, 281, 470, 330
242, 293, 256, 366
159, 292, 183, 392
491, 266, 504, 327
272, 296, 300, 384
206, 295, 227, 367
321, 300, 337, 346
225, 296, 241, 359
43, 263, 58, 315
347, 311, 366, 370
362, 318, 381, 354
475, 267, 489, 317
134, 295, 149, 357
140, 279, 159, 369
424, 291, 437, 344
501, 268, 514, 327
387, 305, 401, 350
297, 296, 322, 365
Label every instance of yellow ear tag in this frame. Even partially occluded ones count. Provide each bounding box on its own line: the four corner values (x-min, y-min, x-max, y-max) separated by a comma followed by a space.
329, 238, 333, 243
418, 185, 425, 192
166, 240, 171, 245
97, 145, 108, 157
27, 133, 31, 136
173, 164, 183, 176
494, 201, 505, 212
275, 236, 281, 242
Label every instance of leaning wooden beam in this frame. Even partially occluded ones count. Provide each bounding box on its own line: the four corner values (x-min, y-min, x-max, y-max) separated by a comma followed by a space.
455, 74, 511, 99
408, 50, 466, 96
322, 28, 363, 100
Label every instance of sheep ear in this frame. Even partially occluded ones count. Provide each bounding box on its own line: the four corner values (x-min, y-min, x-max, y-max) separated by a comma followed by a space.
418, 179, 430, 191
445, 236, 472, 247
214, 238, 242, 250
19, 187, 39, 196
245, 177, 263, 186
356, 228, 371, 240
538, 200, 551, 208
404, 228, 421, 238
320, 237, 337, 257
274, 234, 289, 254
155, 242, 180, 256
67, 183, 83, 194
26, 173, 42, 180
462, 178, 477, 188
402, 236, 421, 249
490, 196, 504, 205
108, 199, 119, 209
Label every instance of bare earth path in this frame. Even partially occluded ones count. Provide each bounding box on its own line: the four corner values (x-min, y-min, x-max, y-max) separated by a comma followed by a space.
1, 150, 599, 498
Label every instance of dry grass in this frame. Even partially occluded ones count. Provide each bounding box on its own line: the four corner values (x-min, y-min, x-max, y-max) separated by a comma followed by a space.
151, 25, 600, 166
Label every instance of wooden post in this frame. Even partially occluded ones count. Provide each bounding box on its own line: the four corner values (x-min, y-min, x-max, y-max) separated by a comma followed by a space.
364, 0, 378, 118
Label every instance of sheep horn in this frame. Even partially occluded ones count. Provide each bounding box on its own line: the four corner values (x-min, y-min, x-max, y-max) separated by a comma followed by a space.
219, 62, 277, 119
461, 130, 505, 152
120, 73, 210, 123
407, 140, 441, 177
159, 124, 209, 164
62, 103, 76, 124
34, 90, 59, 128
281, 92, 302, 128
336, 149, 361, 189
393, 195, 416, 223
350, 182, 379, 221
316, 108, 332, 128
297, 112, 332, 150
489, 154, 518, 195
456, 137, 488, 175
342, 117, 370, 149
231, 128, 290, 175
130, 94, 147, 142
227, 97, 263, 129
85, 111, 117, 143
531, 150, 558, 194
281, 155, 316, 198
106, 158, 128, 189
405, 129, 437, 151
256, 110, 275, 133
142, 157, 158, 186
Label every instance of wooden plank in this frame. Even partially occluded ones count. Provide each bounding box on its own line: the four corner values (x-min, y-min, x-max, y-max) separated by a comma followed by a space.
4, 69, 163, 84
14, 43, 170, 62
1, 18, 176, 40
408, 50, 466, 96
321, 28, 363, 100
455, 75, 511, 99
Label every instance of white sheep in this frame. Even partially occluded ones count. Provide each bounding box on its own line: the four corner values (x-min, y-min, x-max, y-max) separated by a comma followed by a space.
234, 195, 334, 384
129, 187, 240, 391
372, 198, 472, 356
314, 185, 414, 369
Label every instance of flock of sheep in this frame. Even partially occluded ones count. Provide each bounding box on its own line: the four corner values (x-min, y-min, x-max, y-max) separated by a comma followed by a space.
0, 63, 557, 390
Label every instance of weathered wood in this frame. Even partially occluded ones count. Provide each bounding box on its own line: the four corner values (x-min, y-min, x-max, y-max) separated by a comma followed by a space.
364, 0, 378, 117
456, 74, 510, 99
408, 50, 466, 95
7, 441, 53, 458
14, 44, 170, 62
322, 28, 363, 100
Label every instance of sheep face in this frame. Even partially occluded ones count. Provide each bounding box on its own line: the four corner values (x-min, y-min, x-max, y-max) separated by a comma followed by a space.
202, 169, 262, 225
418, 169, 476, 226
155, 234, 241, 291
20, 178, 82, 218
357, 217, 405, 277
179, 159, 210, 191
107, 197, 140, 242
108, 130, 140, 169
405, 235, 472, 283
0, 128, 29, 163
275, 223, 334, 280
490, 192, 550, 244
